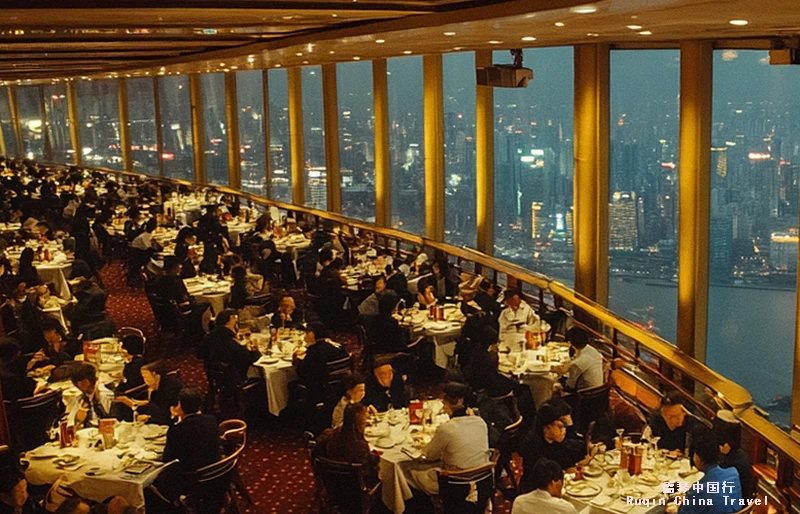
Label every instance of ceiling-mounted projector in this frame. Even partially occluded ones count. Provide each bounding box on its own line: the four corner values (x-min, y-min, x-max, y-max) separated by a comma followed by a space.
476, 49, 533, 88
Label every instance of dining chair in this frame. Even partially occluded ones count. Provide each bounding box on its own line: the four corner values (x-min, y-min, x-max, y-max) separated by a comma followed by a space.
4, 389, 63, 451
495, 415, 524, 497
183, 452, 241, 514
218, 419, 253, 507
314, 456, 380, 514
437, 449, 499, 514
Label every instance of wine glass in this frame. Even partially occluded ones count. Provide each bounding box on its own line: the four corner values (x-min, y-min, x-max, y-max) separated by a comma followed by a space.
616, 428, 625, 450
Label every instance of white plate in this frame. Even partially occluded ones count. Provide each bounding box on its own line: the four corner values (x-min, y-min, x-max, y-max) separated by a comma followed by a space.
375, 437, 395, 449
565, 482, 602, 498
28, 446, 60, 459
261, 357, 279, 364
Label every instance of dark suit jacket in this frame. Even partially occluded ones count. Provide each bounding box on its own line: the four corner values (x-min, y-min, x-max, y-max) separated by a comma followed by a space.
206, 326, 260, 382
649, 412, 704, 453
162, 413, 221, 473
154, 274, 191, 305
270, 309, 304, 330
296, 340, 349, 403
138, 374, 183, 426
364, 372, 407, 412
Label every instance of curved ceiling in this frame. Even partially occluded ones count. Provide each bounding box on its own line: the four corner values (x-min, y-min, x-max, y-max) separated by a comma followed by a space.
0, 0, 797, 82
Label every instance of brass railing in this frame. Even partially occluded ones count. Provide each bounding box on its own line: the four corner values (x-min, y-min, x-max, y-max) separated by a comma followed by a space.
61, 163, 800, 506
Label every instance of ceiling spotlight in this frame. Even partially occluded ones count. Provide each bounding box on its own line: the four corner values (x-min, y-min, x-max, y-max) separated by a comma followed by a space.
587, 33, 599, 37
729, 19, 748, 26
403, 50, 412, 55
488, 40, 502, 44
302, 60, 309, 64
329, 50, 335, 54
247, 55, 255, 63
570, 5, 598, 13
453, 47, 463, 51
638, 30, 652, 35
444, 31, 456, 36
376, 39, 385, 44
353, 56, 361, 60
626, 25, 642, 30
554, 22, 565, 27
275, 64, 282, 68
522, 36, 537, 42
295, 52, 303, 56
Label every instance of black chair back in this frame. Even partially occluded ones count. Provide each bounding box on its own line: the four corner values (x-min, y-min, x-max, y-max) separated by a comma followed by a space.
437, 459, 496, 514
575, 383, 611, 436
4, 389, 63, 451
325, 355, 353, 400
184, 452, 239, 514
314, 456, 375, 514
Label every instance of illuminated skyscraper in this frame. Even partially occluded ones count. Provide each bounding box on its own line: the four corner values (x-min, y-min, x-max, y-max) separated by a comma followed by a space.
610, 191, 639, 250
770, 230, 799, 272
531, 202, 544, 239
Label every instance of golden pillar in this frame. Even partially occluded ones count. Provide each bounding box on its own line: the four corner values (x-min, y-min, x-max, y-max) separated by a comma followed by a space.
423, 54, 445, 241
373, 59, 391, 227
189, 74, 206, 185
262, 70, 272, 199
573, 44, 610, 305
225, 72, 241, 190
288, 67, 305, 205
153, 77, 165, 177
117, 78, 133, 172
677, 41, 713, 361
475, 50, 495, 255
65, 82, 81, 166
322, 64, 341, 213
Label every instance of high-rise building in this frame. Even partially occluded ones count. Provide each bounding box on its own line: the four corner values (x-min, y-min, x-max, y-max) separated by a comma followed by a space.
531, 202, 544, 239
770, 230, 799, 272
610, 191, 639, 250
710, 216, 733, 280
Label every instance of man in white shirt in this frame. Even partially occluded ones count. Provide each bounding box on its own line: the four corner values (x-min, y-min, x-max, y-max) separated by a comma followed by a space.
557, 327, 604, 391
498, 289, 539, 336
512, 458, 577, 514
410, 382, 490, 495
131, 218, 163, 252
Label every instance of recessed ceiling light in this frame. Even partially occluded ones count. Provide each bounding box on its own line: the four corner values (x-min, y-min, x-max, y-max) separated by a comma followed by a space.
329, 50, 335, 54
403, 50, 412, 54
522, 36, 536, 41
302, 60, 309, 64
453, 47, 463, 51
275, 64, 282, 68
295, 52, 303, 56
639, 30, 652, 35
570, 5, 598, 13
230, 66, 238, 70
331, 13, 338, 17
353, 56, 361, 60
247, 55, 255, 63
219, 63, 225, 66
376, 39, 385, 44
444, 31, 456, 36
587, 33, 599, 37
554, 22, 565, 27
626, 25, 642, 30
729, 19, 748, 26
488, 40, 502, 44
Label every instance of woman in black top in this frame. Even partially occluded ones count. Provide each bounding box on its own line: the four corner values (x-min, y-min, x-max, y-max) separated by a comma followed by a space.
174, 227, 198, 278
17, 248, 41, 287
114, 360, 182, 426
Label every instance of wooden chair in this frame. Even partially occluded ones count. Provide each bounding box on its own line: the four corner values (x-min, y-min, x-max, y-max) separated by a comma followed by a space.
4, 389, 63, 451
117, 326, 146, 356
183, 452, 242, 514
495, 415, 524, 496
218, 419, 253, 507
574, 383, 611, 436
314, 456, 381, 514
437, 450, 499, 514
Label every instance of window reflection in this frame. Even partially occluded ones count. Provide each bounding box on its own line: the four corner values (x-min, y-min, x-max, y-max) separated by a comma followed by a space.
0, 88, 16, 157
17, 87, 45, 161
337, 61, 375, 221
302, 66, 326, 209
202, 73, 229, 186
268, 69, 291, 202
158, 76, 193, 181
237, 71, 267, 196
127, 78, 159, 175
77, 81, 121, 169
43, 84, 73, 164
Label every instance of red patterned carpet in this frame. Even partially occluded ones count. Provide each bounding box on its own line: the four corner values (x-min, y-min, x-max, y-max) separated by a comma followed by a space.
99, 262, 514, 514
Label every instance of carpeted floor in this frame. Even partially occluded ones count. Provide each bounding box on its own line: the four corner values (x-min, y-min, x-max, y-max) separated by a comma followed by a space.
99, 261, 514, 513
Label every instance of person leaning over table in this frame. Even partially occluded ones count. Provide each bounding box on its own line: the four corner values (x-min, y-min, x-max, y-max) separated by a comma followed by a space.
519, 404, 589, 493
26, 315, 79, 374
293, 323, 349, 405
512, 458, 577, 514
364, 357, 408, 412
113, 359, 182, 425
409, 382, 491, 496
173, 226, 198, 279
357, 274, 386, 317
649, 389, 706, 455
154, 255, 210, 340
271, 295, 305, 330
17, 248, 42, 288
551, 326, 605, 392
665, 430, 741, 514
331, 373, 377, 428
498, 289, 539, 336
68, 362, 113, 429
203, 309, 260, 383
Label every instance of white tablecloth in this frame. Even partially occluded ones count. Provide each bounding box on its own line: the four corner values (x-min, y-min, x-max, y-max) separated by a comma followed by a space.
24, 423, 169, 509
38, 261, 74, 300
250, 356, 297, 416
184, 277, 230, 315
401, 307, 464, 368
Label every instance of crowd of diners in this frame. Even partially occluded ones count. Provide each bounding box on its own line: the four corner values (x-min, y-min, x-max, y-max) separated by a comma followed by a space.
0, 157, 756, 514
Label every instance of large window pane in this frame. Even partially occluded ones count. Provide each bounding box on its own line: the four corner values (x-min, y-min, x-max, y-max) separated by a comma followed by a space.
17, 87, 44, 161
443, 52, 477, 247
0, 88, 17, 157
607, 50, 680, 344
159, 76, 193, 181
43, 84, 73, 163
337, 61, 375, 221
202, 74, 229, 186
77, 80, 121, 169
268, 69, 291, 202
237, 71, 266, 196
493, 48, 574, 283
303, 66, 326, 209
128, 78, 158, 175
388, 56, 425, 235
708, 50, 798, 430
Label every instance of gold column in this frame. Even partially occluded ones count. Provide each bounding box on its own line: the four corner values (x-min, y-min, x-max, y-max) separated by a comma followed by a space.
0, 98, 6, 157
39, 85, 53, 162
288, 67, 305, 205
225, 72, 241, 189
475, 50, 494, 255
573, 44, 610, 305
677, 41, 712, 361
322, 64, 341, 213
373, 59, 391, 227
152, 77, 165, 177
65, 82, 81, 166
117, 78, 132, 172
262, 70, 272, 199
423, 54, 445, 241
189, 74, 206, 185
